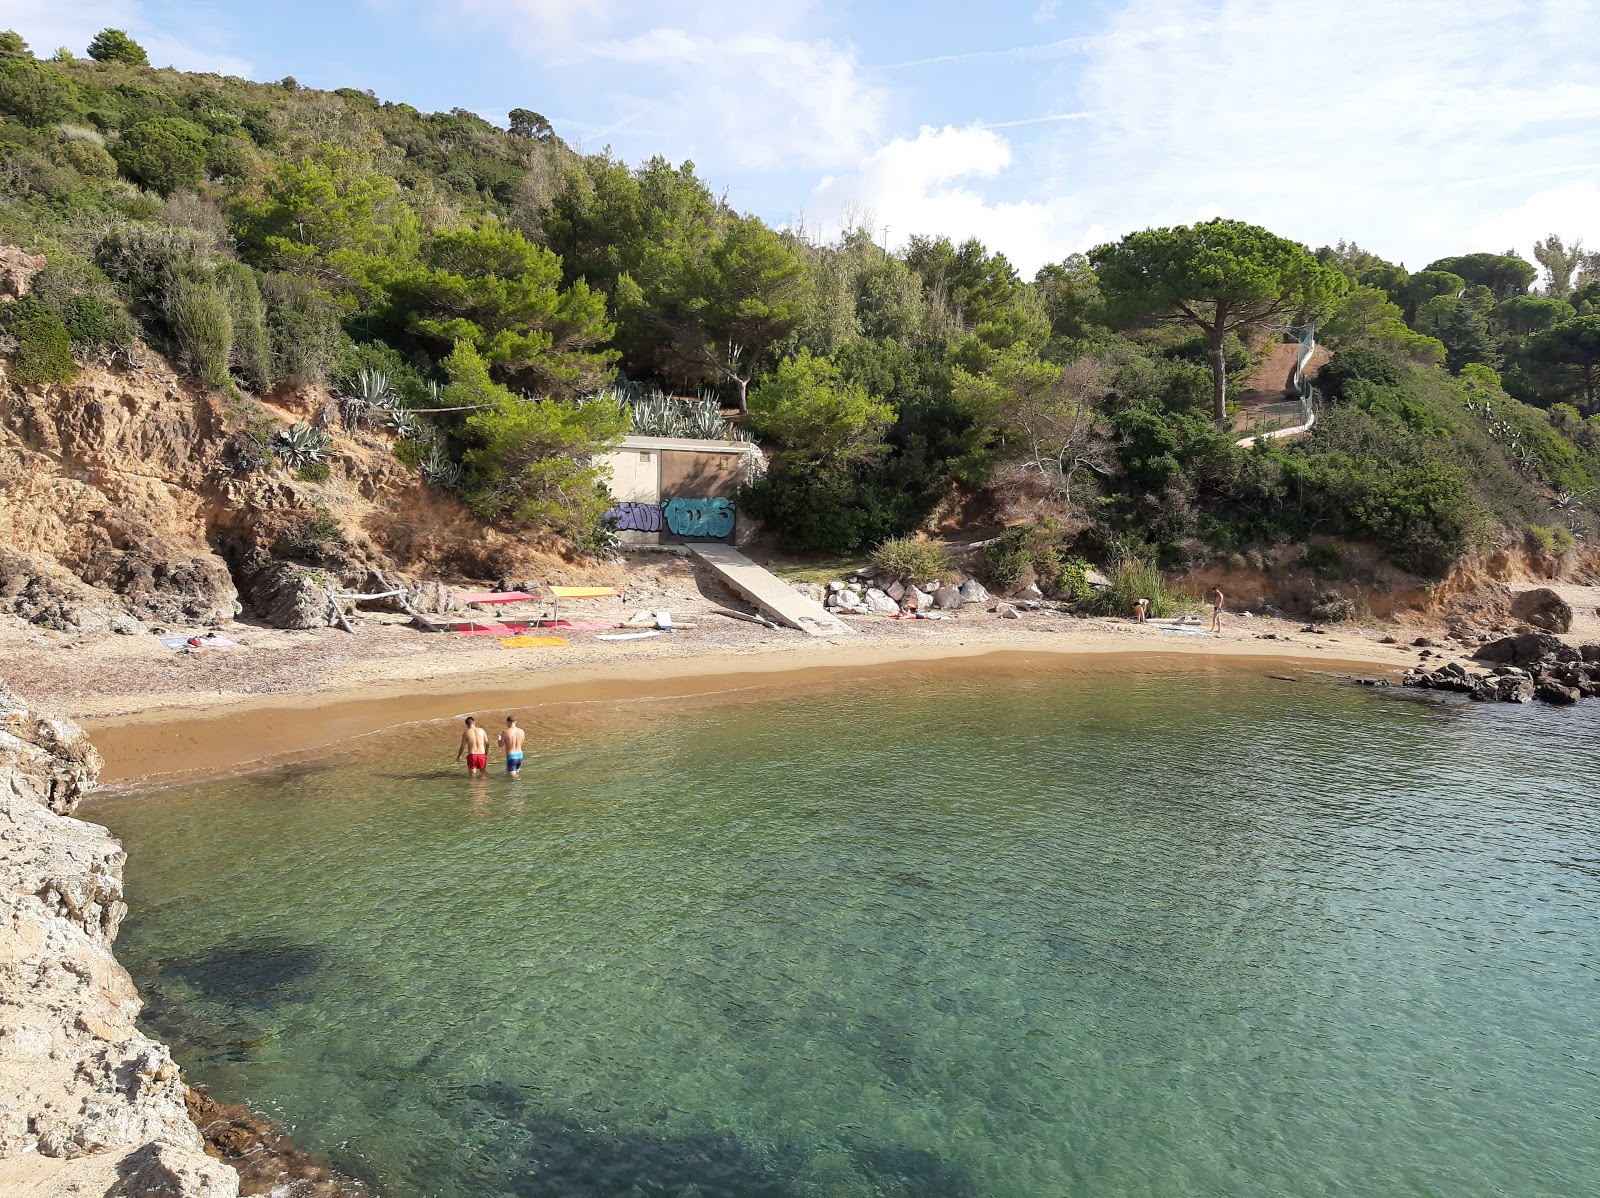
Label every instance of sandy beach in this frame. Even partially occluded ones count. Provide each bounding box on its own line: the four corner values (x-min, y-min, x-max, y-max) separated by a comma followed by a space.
14, 605, 1428, 789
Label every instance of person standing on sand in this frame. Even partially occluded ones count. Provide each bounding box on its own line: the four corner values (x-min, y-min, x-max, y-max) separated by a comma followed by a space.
1209, 587, 1225, 634
456, 716, 489, 775
498, 716, 525, 777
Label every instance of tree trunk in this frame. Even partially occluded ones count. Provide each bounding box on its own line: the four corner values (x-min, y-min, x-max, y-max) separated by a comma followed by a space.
1209, 332, 1228, 424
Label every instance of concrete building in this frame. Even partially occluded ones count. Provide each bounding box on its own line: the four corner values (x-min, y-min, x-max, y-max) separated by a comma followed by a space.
599, 435, 765, 544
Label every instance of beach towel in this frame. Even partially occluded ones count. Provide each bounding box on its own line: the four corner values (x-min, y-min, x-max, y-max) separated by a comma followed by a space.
549, 586, 621, 600
531, 619, 620, 630
499, 635, 569, 648
595, 630, 663, 641
158, 634, 239, 649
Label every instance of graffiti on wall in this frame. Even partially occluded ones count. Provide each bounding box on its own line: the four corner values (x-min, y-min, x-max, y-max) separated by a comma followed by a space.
603, 501, 664, 532
663, 497, 735, 538
603, 497, 736, 539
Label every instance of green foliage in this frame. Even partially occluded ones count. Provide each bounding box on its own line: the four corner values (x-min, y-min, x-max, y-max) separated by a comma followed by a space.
747, 351, 893, 464
3, 300, 78, 385
1090, 219, 1347, 420
288, 505, 342, 557
376, 219, 615, 397
1298, 543, 1345, 577
0, 31, 29, 58
1424, 252, 1536, 301
274, 419, 332, 469
1524, 524, 1574, 556
86, 29, 148, 66
113, 118, 208, 195
165, 274, 232, 387
869, 537, 954, 584
261, 272, 346, 384
0, 55, 75, 126
295, 460, 331, 483
979, 522, 1069, 592
1321, 346, 1402, 400
28, 258, 139, 356
1076, 557, 1180, 618
1524, 315, 1600, 412
392, 438, 429, 470
450, 343, 627, 536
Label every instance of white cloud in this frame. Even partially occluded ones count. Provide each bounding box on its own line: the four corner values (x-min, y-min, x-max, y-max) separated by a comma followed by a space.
422, 0, 883, 171
582, 27, 885, 169
1070, 0, 1600, 264
3, 0, 251, 75
821, 0, 1600, 274
807, 124, 1095, 272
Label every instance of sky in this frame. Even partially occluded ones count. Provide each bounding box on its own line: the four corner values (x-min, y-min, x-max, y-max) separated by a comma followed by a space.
6, 0, 1600, 278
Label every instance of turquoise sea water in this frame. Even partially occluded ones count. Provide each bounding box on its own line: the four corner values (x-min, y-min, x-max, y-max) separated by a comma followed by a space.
98, 660, 1600, 1197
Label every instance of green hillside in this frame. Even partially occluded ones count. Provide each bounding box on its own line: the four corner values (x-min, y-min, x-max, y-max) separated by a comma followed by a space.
2, 26, 1597, 577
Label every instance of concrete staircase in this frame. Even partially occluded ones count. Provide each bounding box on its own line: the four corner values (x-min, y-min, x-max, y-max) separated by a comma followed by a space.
689, 543, 857, 637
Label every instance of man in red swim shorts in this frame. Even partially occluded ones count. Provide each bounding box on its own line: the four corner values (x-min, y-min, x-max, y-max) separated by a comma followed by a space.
455, 715, 489, 775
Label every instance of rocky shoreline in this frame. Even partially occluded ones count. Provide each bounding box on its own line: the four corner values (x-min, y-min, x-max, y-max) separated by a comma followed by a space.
0, 688, 371, 1196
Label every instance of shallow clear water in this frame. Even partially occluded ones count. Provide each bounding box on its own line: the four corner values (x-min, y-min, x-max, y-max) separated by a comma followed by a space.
99, 661, 1600, 1197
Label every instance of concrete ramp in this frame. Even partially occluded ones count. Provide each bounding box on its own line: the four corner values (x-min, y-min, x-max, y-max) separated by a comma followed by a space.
690, 543, 857, 637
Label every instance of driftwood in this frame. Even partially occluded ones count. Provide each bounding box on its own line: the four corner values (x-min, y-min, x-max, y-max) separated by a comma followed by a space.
711, 608, 779, 630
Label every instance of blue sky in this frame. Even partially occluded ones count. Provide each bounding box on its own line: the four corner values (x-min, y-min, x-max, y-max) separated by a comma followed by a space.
8, 0, 1600, 277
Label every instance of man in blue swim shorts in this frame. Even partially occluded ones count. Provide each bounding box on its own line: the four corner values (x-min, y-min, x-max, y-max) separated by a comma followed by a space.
498, 715, 525, 777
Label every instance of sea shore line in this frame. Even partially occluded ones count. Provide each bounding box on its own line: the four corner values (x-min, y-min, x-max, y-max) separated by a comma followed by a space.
79, 619, 1421, 790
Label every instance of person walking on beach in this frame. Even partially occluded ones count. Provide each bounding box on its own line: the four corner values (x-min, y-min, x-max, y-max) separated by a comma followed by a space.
1209, 586, 1225, 635
456, 716, 489, 776
498, 716, 525, 777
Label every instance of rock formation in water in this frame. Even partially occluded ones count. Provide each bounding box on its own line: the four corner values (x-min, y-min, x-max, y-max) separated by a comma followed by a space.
0, 687, 240, 1197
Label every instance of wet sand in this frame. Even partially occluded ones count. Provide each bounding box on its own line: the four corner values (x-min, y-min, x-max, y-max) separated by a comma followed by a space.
83, 623, 1419, 789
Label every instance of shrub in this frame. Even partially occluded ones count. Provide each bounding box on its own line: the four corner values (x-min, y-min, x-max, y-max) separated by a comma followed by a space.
165, 275, 232, 387
29, 259, 139, 356
216, 260, 270, 392
1525, 525, 1575, 556
1077, 557, 1180, 618
5, 304, 78, 385
55, 138, 117, 180
1298, 543, 1345, 577
869, 536, 953, 584
262, 272, 346, 384
112, 118, 208, 196
980, 522, 1066, 592
1308, 592, 1356, 623
295, 461, 331, 483
288, 505, 342, 558
1056, 555, 1094, 603
392, 438, 429, 470
1321, 346, 1403, 402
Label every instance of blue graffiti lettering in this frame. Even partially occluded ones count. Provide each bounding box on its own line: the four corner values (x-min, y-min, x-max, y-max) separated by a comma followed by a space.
602, 502, 663, 532
662, 496, 735, 538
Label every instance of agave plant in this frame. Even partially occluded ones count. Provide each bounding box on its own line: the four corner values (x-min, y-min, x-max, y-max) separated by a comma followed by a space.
623, 387, 747, 441
422, 442, 464, 491
340, 368, 396, 429
274, 420, 333, 469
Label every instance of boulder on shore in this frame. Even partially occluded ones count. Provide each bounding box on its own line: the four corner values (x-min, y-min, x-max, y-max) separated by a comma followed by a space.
1472, 632, 1565, 667
932, 585, 963, 611
247, 562, 329, 629
959, 578, 990, 604
1509, 588, 1573, 633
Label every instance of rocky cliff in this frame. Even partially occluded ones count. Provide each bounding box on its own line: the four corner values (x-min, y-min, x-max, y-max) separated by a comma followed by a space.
0, 688, 239, 1197
0, 347, 551, 638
